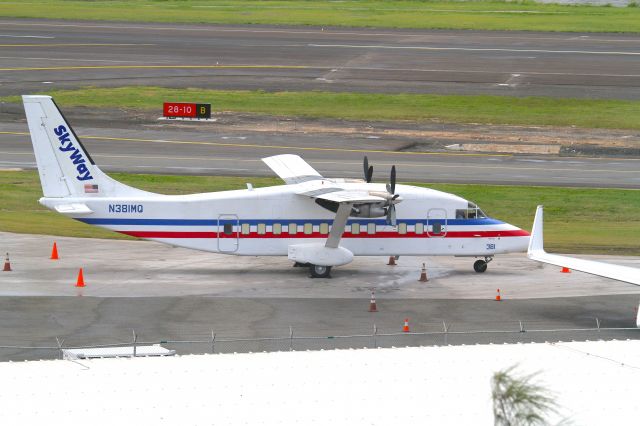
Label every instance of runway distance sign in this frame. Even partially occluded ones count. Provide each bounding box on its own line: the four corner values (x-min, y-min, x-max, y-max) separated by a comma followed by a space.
163, 102, 211, 119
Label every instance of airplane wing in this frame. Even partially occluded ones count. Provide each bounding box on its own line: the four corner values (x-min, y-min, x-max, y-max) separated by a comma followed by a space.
295, 182, 387, 249
313, 191, 385, 204
297, 186, 386, 203
527, 205, 640, 286
262, 154, 323, 184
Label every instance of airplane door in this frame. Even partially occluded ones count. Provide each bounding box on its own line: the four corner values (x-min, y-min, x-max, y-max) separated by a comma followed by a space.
217, 214, 239, 253
427, 208, 447, 237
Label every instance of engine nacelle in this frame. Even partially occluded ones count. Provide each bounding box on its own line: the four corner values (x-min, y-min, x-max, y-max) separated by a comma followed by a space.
351, 203, 387, 218
288, 244, 354, 267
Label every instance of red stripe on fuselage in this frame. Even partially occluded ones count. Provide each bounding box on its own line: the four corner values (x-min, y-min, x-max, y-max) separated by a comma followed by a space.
117, 230, 530, 239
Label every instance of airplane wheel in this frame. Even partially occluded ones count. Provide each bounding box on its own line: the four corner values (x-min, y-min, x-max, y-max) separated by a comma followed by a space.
473, 260, 488, 273
310, 264, 332, 278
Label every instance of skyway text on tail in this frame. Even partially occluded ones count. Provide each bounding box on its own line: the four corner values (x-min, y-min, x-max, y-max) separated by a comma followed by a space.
53, 125, 93, 181
24, 95, 529, 278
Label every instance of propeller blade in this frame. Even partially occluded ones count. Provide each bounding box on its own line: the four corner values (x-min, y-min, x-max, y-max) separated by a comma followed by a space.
386, 204, 397, 226
367, 166, 373, 183
363, 156, 369, 182
390, 165, 396, 194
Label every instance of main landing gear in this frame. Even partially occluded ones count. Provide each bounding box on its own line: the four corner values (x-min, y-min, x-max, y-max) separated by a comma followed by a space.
473, 257, 493, 273
309, 264, 332, 278
293, 262, 333, 278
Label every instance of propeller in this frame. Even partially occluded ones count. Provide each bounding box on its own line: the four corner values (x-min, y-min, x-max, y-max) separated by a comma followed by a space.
362, 156, 400, 225
386, 165, 396, 195
363, 156, 373, 183
385, 165, 400, 226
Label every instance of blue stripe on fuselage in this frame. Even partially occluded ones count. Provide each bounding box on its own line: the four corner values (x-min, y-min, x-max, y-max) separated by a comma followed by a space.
76, 218, 505, 226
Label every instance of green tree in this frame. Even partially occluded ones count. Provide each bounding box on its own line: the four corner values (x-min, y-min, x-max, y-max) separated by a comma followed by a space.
492, 365, 559, 426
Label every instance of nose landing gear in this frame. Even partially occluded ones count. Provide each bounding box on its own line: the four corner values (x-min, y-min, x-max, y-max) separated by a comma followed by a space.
473, 257, 493, 273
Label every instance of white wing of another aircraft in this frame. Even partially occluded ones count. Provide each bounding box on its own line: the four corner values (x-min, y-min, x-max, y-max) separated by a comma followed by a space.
262, 154, 324, 184
528, 205, 640, 286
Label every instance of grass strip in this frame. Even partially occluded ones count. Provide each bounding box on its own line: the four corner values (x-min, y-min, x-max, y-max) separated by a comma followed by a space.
2, 170, 638, 255
1, 1, 640, 33
5, 87, 640, 129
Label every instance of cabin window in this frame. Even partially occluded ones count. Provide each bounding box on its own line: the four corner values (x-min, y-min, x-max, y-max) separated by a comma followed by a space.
367, 223, 376, 235
257, 223, 266, 235
398, 223, 407, 235
223, 223, 234, 235
304, 223, 313, 235
319, 223, 329, 234
273, 223, 282, 235
351, 223, 360, 234
288, 223, 297, 235
241, 223, 250, 235
415, 222, 424, 234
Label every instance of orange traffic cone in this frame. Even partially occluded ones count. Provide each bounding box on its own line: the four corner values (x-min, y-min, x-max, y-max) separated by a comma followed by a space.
402, 318, 410, 333
495, 289, 501, 301
75, 268, 85, 288
3, 253, 11, 272
561, 267, 570, 273
368, 289, 378, 312
50, 242, 59, 260
387, 256, 397, 266
419, 263, 428, 282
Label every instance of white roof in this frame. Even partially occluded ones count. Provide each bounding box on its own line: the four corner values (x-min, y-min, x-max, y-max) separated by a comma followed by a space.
63, 345, 175, 359
0, 340, 638, 425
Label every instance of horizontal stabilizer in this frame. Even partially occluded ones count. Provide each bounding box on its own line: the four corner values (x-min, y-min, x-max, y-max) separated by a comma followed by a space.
53, 203, 93, 215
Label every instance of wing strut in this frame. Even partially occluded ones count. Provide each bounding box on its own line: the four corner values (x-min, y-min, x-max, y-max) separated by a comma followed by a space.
326, 202, 353, 249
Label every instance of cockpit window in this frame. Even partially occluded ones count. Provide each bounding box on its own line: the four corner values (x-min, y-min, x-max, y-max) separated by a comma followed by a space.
456, 202, 487, 219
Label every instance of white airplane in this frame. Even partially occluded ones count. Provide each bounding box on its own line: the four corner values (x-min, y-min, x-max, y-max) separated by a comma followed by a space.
528, 206, 640, 326
23, 95, 530, 278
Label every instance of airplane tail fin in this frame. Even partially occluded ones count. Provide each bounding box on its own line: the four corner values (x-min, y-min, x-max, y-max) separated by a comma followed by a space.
527, 205, 545, 256
22, 95, 152, 198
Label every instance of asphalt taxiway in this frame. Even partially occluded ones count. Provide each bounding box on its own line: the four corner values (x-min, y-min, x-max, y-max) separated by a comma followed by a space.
1, 19, 640, 99
2, 110, 639, 188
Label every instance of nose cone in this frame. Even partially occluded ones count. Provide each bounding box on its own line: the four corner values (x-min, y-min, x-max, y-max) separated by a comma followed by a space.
507, 223, 531, 253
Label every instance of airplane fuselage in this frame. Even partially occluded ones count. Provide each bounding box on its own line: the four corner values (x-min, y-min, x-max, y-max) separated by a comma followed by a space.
41, 182, 529, 258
